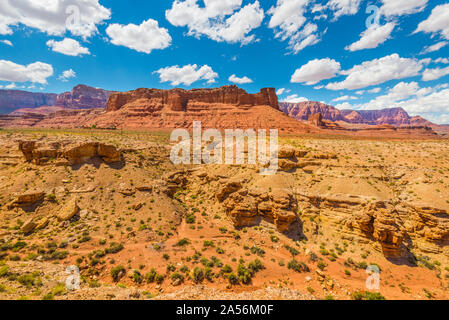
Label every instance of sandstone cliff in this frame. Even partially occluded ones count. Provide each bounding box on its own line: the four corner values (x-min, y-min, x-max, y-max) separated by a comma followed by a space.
106, 85, 279, 112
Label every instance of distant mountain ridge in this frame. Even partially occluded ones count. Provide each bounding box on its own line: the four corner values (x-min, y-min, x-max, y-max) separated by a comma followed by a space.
279, 101, 446, 128
0, 85, 114, 115
0, 90, 57, 114
55, 84, 115, 109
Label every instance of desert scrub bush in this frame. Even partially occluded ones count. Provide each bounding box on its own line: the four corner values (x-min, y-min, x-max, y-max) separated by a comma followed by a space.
352, 291, 386, 301
191, 267, 205, 284
317, 261, 327, 271
166, 264, 176, 273
17, 272, 42, 288
219, 227, 228, 234
284, 245, 299, 256
185, 213, 196, 224
180, 266, 189, 273
105, 243, 124, 254
203, 240, 215, 248
175, 238, 191, 247
237, 265, 253, 284
43, 250, 69, 261
0, 265, 9, 277
221, 265, 233, 275
288, 259, 310, 273
132, 270, 143, 284
417, 256, 436, 270
51, 283, 67, 296
250, 246, 265, 257
145, 268, 165, 284
171, 272, 184, 285
111, 265, 126, 282
211, 256, 223, 268
42, 293, 54, 300
228, 273, 239, 285
11, 241, 27, 252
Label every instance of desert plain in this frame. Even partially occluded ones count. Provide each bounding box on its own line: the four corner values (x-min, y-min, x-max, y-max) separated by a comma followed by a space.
0, 128, 448, 300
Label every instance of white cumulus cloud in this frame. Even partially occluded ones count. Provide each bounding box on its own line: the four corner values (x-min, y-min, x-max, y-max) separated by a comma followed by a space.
0, 59, 53, 84
380, 0, 428, 17
332, 95, 358, 102
155, 64, 218, 86
291, 58, 341, 85
326, 54, 424, 90
47, 38, 90, 56
422, 66, 449, 81
415, 4, 449, 40
435, 58, 449, 64
276, 88, 286, 95
166, 0, 264, 45
346, 22, 395, 51
268, 0, 321, 53
1, 40, 13, 46
283, 94, 309, 103
58, 69, 76, 82
229, 74, 253, 84
106, 19, 172, 54
327, 0, 361, 19
421, 41, 448, 54
0, 0, 111, 39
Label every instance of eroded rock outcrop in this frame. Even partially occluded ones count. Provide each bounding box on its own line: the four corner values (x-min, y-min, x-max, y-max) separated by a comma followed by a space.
308, 113, 324, 127
18, 140, 122, 165
7, 191, 45, 209
354, 202, 404, 258
217, 180, 299, 233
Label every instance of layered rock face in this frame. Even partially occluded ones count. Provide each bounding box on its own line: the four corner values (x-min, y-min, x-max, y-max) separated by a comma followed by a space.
217, 179, 299, 233
55, 84, 115, 109
0, 90, 57, 114
107, 85, 279, 112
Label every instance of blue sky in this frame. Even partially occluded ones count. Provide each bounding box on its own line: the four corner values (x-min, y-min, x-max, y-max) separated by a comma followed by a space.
0, 0, 449, 123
